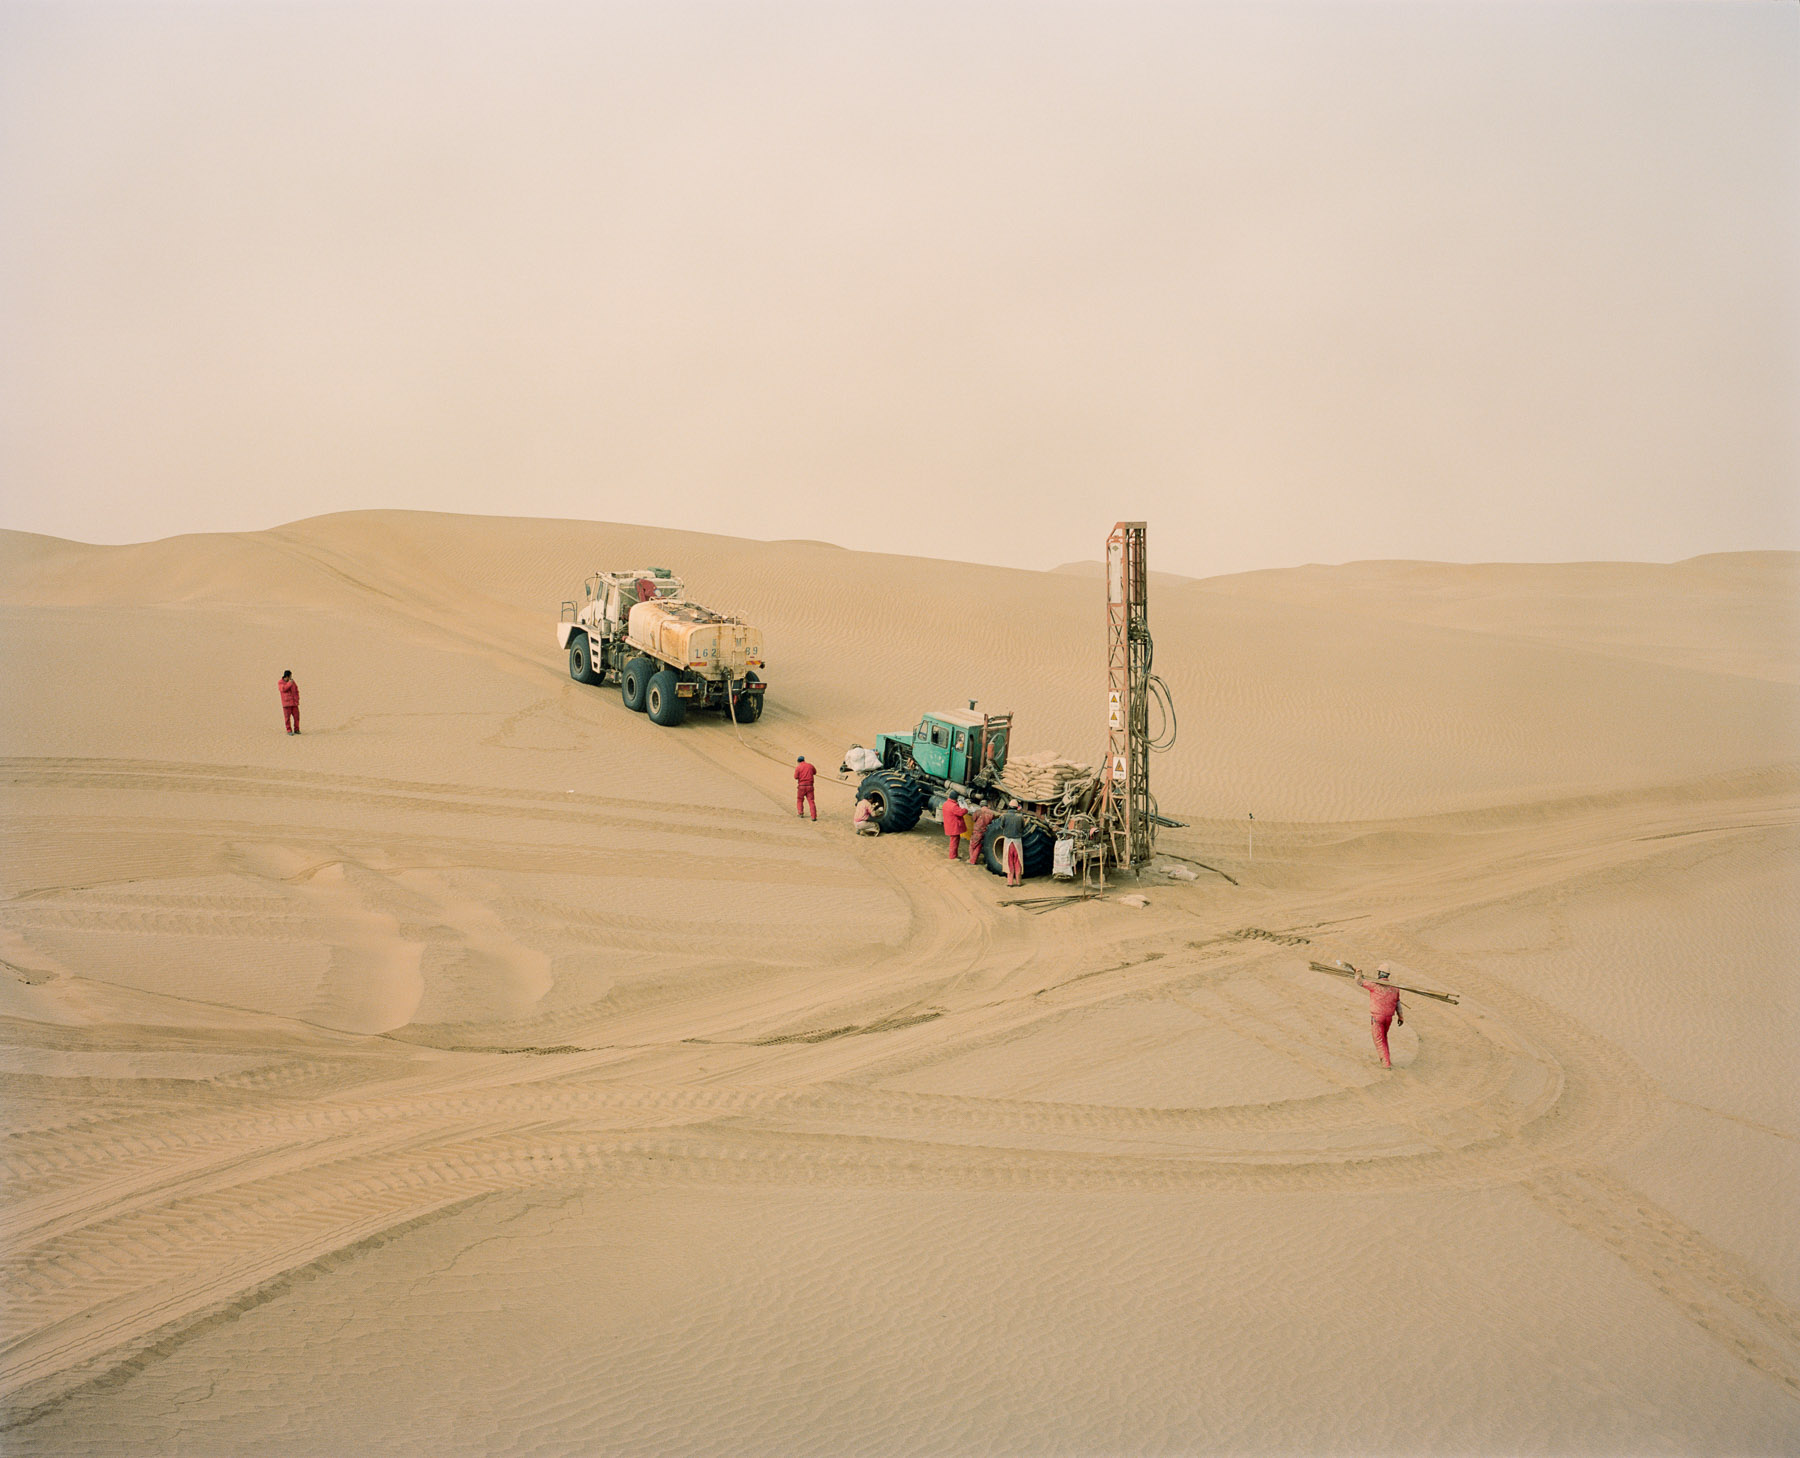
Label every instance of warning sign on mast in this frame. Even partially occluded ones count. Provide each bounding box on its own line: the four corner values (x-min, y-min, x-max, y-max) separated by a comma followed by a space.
1107, 690, 1123, 730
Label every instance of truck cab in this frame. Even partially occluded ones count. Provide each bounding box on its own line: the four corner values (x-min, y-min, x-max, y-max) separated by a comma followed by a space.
581, 568, 683, 635
876, 709, 1011, 786
559, 568, 684, 654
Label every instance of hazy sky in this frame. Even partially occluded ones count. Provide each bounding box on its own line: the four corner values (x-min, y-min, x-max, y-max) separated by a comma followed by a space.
1, 1, 1794, 578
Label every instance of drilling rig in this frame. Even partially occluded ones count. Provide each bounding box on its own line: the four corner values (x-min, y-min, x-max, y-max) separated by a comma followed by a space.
1096, 521, 1167, 873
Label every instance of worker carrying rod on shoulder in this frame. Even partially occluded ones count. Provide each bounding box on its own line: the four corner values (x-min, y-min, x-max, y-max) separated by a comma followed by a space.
794, 756, 818, 822
1356, 962, 1404, 1068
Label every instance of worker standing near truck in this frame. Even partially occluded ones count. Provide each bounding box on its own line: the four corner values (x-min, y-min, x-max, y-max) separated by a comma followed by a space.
278, 671, 300, 735
997, 801, 1026, 885
941, 794, 968, 859
965, 804, 996, 865
795, 756, 818, 822
1356, 963, 1405, 1068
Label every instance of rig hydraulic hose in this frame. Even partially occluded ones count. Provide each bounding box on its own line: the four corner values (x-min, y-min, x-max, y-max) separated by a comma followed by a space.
1142, 629, 1177, 752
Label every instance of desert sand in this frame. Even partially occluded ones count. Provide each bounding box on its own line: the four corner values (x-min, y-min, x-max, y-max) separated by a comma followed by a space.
1, 511, 1796, 1455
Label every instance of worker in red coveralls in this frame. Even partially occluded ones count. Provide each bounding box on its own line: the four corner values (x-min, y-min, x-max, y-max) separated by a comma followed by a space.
278, 670, 300, 735
636, 577, 657, 603
1356, 962, 1404, 1068
794, 756, 818, 821
997, 801, 1027, 885
853, 798, 880, 836
941, 794, 968, 859
964, 804, 996, 865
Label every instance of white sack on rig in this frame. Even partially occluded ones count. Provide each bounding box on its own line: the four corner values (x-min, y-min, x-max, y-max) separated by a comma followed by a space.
997, 749, 1097, 802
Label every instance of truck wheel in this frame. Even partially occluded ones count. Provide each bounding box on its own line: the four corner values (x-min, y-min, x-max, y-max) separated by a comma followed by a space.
621, 657, 653, 712
983, 824, 1054, 879
646, 669, 687, 726
568, 634, 604, 686
730, 670, 763, 723
856, 770, 925, 833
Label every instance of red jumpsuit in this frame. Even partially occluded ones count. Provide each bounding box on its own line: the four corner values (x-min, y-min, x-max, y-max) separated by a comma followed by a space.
794, 761, 817, 821
278, 676, 300, 734
1360, 979, 1403, 1067
965, 807, 996, 864
941, 800, 968, 859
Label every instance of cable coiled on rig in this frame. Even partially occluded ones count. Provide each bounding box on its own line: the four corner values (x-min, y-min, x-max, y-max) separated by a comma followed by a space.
1140, 629, 1177, 752
1148, 673, 1177, 751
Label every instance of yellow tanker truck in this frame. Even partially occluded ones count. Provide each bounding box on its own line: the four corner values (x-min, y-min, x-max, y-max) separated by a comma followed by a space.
557, 569, 767, 726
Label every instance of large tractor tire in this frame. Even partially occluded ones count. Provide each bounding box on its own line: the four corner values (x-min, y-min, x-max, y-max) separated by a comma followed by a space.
728, 670, 763, 723
646, 669, 687, 726
856, 770, 926, 834
983, 823, 1055, 880
568, 633, 604, 686
620, 656, 654, 713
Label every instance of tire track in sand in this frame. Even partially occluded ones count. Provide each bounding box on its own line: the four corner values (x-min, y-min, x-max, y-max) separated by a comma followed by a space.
7, 762, 1797, 1418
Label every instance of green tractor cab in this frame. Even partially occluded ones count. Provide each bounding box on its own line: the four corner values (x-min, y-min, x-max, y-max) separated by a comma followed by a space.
873, 709, 1010, 786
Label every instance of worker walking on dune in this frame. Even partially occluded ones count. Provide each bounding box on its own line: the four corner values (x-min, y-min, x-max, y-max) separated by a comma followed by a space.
794, 756, 818, 821
278, 670, 300, 735
941, 794, 968, 859
965, 803, 996, 865
1356, 962, 1405, 1068
997, 801, 1026, 885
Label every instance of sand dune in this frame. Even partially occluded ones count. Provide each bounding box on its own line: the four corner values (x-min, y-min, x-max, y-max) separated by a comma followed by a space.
1, 513, 1796, 1453
1197, 554, 1800, 684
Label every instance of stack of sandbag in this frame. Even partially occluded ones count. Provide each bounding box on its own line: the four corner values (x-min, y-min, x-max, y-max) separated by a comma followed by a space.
997, 749, 1096, 802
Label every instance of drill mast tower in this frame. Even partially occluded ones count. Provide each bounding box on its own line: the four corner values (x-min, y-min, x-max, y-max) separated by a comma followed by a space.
1101, 521, 1154, 870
